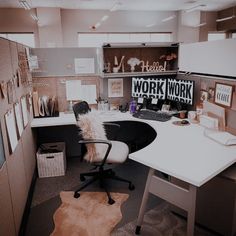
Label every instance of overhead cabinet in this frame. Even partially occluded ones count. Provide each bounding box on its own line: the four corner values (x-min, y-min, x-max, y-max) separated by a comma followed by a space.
179, 38, 236, 78
102, 44, 178, 77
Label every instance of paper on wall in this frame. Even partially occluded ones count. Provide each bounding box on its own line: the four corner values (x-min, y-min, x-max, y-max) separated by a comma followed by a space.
66, 80, 82, 101
74, 58, 95, 74
20, 96, 29, 127
14, 102, 24, 138
81, 85, 97, 104
5, 109, 18, 153
28, 55, 39, 71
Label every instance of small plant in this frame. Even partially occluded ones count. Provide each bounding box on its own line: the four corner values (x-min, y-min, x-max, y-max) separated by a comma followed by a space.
127, 57, 141, 72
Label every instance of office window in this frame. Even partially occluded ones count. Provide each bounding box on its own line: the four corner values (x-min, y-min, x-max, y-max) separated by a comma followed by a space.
107, 33, 130, 43
129, 33, 150, 43
232, 33, 236, 38
78, 33, 173, 47
208, 32, 226, 41
0, 33, 35, 47
78, 33, 107, 47
150, 33, 173, 42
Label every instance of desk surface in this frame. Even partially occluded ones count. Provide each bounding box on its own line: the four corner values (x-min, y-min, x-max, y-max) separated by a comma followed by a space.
31, 111, 236, 187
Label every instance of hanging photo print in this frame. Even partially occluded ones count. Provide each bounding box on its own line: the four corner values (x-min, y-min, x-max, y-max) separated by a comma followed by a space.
214, 82, 234, 107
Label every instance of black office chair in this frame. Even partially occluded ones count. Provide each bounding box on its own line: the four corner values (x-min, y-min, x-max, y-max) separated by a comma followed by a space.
72, 101, 135, 205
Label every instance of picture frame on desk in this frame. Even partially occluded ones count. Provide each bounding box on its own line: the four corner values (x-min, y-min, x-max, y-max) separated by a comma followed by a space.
214, 82, 234, 108
108, 78, 123, 98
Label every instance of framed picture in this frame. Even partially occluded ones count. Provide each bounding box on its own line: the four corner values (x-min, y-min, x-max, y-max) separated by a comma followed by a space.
108, 78, 123, 98
214, 82, 234, 108
200, 89, 208, 102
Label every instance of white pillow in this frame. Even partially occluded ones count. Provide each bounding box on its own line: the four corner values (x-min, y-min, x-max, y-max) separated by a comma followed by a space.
77, 112, 108, 162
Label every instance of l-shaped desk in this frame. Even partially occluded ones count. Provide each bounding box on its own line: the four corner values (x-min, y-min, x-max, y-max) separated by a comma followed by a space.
31, 111, 236, 236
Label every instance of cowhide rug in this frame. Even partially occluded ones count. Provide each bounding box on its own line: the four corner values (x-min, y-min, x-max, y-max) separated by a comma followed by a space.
51, 191, 129, 236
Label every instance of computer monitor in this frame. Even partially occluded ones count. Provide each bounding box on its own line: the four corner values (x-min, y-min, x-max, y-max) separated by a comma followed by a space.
166, 78, 194, 105
131, 77, 167, 99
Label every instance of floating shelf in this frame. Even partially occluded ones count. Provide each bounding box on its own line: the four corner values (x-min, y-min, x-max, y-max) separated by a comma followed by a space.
103, 70, 178, 78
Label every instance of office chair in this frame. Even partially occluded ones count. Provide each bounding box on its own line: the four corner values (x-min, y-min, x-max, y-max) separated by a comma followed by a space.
73, 101, 135, 205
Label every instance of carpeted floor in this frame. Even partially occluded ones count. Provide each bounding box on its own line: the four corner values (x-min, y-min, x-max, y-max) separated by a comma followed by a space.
113, 202, 216, 236
25, 158, 220, 236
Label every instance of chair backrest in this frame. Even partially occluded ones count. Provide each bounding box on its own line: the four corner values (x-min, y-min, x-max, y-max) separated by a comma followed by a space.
77, 111, 107, 162
73, 101, 91, 121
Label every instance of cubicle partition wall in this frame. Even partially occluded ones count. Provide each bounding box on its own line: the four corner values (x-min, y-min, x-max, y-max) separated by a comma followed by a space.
177, 73, 236, 131
0, 38, 36, 236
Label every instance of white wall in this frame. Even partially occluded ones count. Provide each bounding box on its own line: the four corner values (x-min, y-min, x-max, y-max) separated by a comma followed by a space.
37, 8, 63, 47
177, 11, 200, 43
0, 8, 39, 47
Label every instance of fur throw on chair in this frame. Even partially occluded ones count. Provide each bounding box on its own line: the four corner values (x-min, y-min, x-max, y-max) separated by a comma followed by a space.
77, 112, 108, 162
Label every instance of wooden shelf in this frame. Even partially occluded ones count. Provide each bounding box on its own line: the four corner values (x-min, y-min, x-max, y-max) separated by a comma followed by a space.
103, 70, 178, 78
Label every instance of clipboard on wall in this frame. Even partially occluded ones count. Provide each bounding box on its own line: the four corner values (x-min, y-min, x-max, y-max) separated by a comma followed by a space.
13, 102, 24, 138
0, 120, 6, 169
4, 109, 18, 154
20, 96, 29, 128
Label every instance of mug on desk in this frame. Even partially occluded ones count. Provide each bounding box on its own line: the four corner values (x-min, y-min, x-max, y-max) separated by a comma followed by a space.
188, 111, 197, 122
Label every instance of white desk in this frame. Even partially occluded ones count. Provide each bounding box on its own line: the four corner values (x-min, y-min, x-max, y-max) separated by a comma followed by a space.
31, 111, 236, 235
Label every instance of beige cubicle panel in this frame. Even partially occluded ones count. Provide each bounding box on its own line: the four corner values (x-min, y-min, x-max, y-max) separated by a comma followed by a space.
0, 164, 16, 236
0, 38, 36, 235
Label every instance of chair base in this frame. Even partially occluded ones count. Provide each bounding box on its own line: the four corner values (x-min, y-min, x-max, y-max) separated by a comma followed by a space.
74, 167, 135, 204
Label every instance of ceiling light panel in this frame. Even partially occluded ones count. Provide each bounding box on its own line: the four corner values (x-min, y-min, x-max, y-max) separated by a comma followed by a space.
216, 15, 235, 22
162, 14, 176, 22
19, 0, 31, 10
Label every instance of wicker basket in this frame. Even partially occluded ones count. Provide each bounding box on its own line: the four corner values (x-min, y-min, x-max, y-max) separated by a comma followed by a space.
36, 142, 66, 178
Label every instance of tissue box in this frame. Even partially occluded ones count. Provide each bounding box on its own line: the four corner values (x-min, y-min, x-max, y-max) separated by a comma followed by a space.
199, 115, 218, 129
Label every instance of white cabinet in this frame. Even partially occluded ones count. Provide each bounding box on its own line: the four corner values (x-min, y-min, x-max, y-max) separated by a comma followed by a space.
179, 39, 236, 77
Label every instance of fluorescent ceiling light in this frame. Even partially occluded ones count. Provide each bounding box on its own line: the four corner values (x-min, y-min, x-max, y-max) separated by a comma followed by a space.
101, 15, 109, 22
30, 13, 38, 21
94, 22, 101, 28
145, 23, 156, 28
110, 2, 122, 12
193, 22, 206, 27
216, 15, 235, 22
185, 4, 206, 13
19, 0, 31, 10
162, 14, 176, 22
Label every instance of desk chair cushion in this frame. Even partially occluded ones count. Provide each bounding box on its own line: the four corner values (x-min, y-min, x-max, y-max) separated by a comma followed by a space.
77, 112, 129, 163
102, 140, 128, 163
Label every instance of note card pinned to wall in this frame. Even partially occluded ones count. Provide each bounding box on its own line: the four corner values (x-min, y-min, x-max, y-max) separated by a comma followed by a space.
66, 80, 82, 101
14, 102, 24, 138
81, 85, 97, 104
74, 58, 95, 74
0, 121, 5, 168
5, 109, 18, 154
20, 96, 29, 128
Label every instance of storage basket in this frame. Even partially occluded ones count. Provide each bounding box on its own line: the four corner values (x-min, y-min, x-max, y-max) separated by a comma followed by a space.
36, 142, 66, 178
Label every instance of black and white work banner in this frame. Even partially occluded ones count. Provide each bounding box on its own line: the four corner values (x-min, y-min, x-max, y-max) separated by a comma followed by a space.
132, 77, 166, 99
167, 79, 194, 105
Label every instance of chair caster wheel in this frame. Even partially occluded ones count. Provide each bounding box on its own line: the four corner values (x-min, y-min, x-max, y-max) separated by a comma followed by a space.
135, 226, 141, 234
80, 175, 86, 181
129, 183, 135, 191
108, 198, 115, 205
74, 192, 80, 198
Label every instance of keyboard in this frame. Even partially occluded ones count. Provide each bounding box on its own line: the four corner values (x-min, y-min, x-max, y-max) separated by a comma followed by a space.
133, 109, 172, 122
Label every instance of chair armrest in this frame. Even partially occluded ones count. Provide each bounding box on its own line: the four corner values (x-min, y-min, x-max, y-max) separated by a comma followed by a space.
103, 122, 120, 129
78, 139, 112, 165
103, 122, 120, 140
